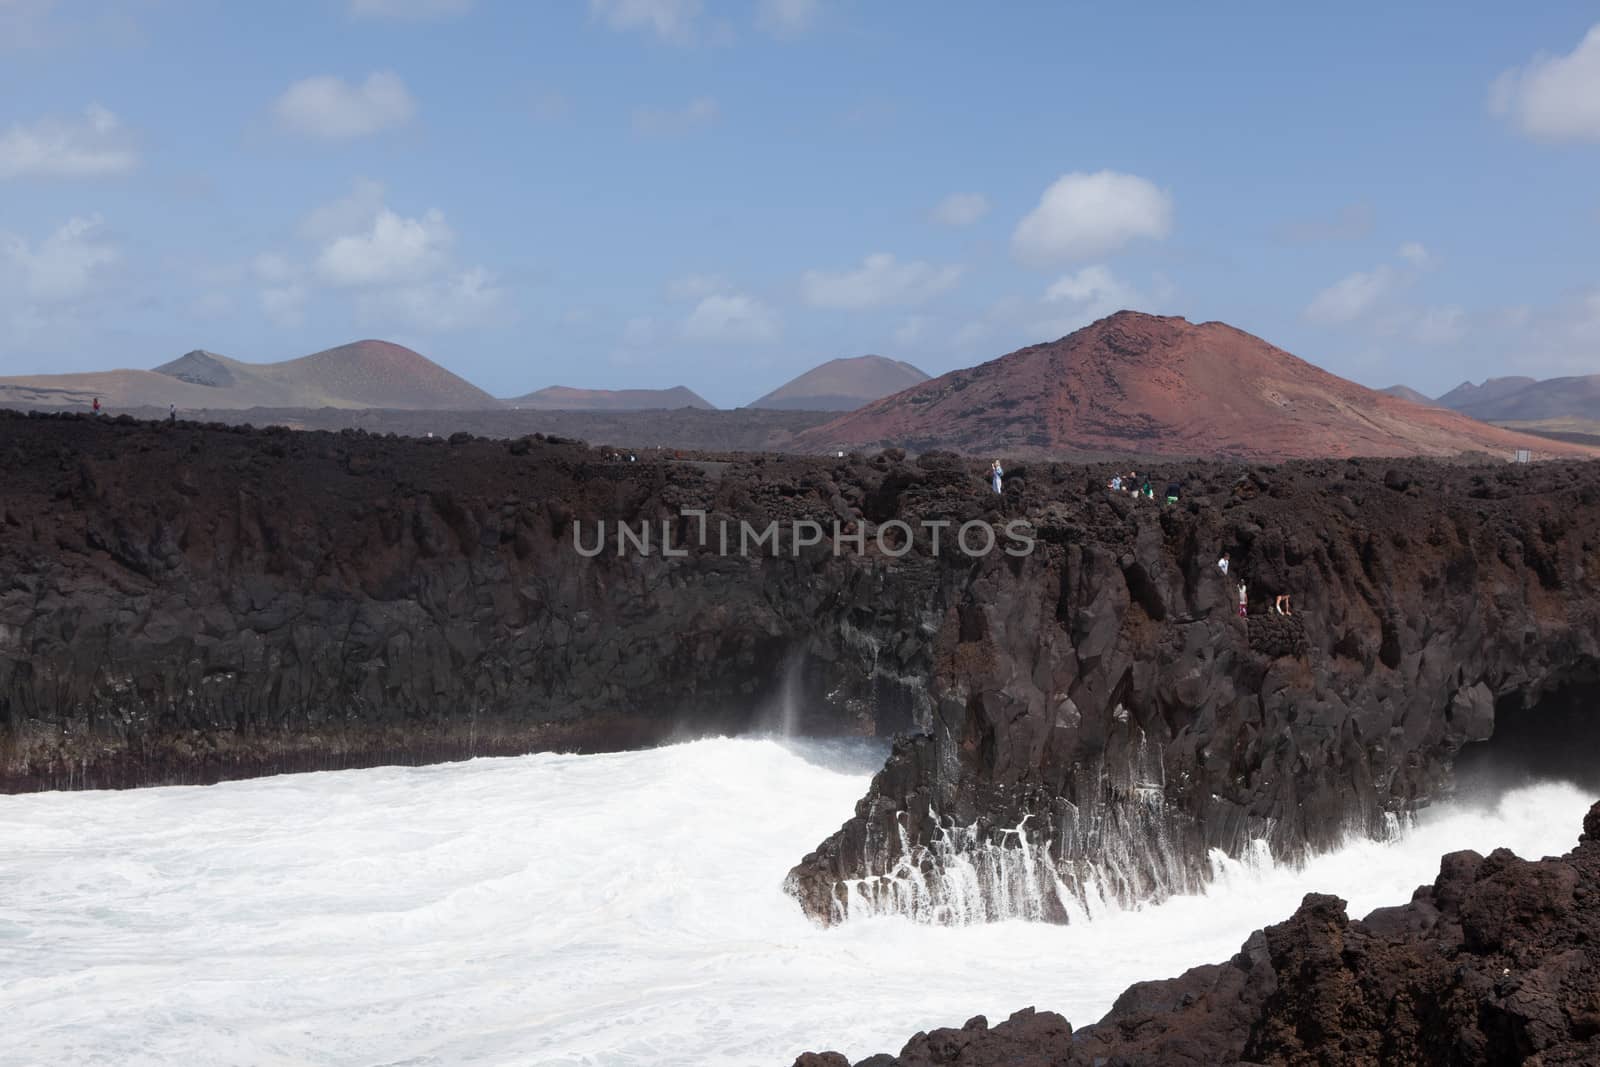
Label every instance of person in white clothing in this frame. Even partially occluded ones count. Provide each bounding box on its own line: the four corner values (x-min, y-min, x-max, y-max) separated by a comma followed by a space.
1217, 552, 1230, 575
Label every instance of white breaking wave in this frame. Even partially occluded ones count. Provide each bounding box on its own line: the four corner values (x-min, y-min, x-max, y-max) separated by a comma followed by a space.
836, 731, 1224, 924
0, 736, 1592, 1067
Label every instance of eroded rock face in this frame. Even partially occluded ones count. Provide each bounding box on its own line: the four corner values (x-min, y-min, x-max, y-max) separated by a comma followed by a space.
790, 801, 1600, 1066
0, 413, 949, 788
3, 413, 1599, 946
784, 457, 1600, 924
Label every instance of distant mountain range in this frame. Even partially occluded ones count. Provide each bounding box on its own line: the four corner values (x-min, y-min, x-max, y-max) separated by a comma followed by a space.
794, 312, 1594, 461
1379, 374, 1600, 439
3, 325, 1594, 460
747, 354, 929, 411
503, 385, 714, 411
0, 345, 905, 416
0, 341, 497, 411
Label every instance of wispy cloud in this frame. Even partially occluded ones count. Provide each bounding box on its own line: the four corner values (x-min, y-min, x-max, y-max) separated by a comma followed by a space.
273, 72, 416, 140
682, 293, 779, 342
802, 253, 962, 309
588, 0, 706, 44
0, 104, 138, 179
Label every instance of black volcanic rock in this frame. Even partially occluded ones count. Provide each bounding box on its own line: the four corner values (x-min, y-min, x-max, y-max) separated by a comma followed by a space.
794, 801, 1600, 1066
785, 454, 1600, 927
2, 410, 1599, 973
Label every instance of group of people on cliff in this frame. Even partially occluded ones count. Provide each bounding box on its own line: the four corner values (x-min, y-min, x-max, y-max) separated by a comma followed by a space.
1106, 471, 1183, 505
1217, 552, 1291, 617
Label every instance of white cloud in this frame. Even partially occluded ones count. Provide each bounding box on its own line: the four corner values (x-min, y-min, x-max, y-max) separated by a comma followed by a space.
931, 192, 989, 227
1490, 24, 1600, 141
682, 293, 779, 342
665, 273, 729, 300
758, 0, 818, 37
1397, 241, 1432, 267
349, 0, 472, 19
1036, 265, 1146, 338
297, 176, 387, 241
589, 0, 704, 43
315, 207, 452, 287
1012, 170, 1173, 266
359, 268, 504, 331
0, 104, 138, 179
1, 215, 118, 302
273, 72, 415, 140
252, 182, 499, 332
633, 96, 719, 136
1305, 266, 1395, 325
1044, 265, 1140, 311
801, 252, 962, 309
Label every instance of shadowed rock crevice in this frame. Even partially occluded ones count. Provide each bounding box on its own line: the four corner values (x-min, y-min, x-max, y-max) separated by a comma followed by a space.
1453, 671, 1600, 799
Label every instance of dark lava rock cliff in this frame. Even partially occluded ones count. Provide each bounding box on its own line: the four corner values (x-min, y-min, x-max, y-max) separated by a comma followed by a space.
792, 800, 1600, 1066
2, 412, 1599, 944
785, 449, 1600, 925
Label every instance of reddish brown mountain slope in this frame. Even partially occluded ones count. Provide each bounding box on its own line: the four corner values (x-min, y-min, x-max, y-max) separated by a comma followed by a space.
795, 312, 1596, 461
251, 340, 498, 409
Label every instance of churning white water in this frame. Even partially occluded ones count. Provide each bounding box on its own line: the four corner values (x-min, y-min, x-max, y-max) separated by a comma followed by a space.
1, 737, 1593, 1067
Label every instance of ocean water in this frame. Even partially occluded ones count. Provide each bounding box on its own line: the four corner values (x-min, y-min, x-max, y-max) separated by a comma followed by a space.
1, 736, 1592, 1067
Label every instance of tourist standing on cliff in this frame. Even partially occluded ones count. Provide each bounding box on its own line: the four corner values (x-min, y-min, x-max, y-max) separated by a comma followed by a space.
1275, 593, 1293, 616
168, 403, 176, 424
991, 460, 1004, 494
1218, 552, 1230, 575
92, 397, 101, 416
1238, 582, 1248, 617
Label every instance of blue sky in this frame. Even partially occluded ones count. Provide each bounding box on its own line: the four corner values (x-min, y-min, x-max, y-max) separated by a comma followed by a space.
1, 1, 1597, 407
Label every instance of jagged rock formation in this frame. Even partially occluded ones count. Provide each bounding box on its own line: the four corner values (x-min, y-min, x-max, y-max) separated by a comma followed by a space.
784, 454, 1600, 925
3, 411, 1599, 959
0, 412, 938, 789
792, 801, 1600, 1066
